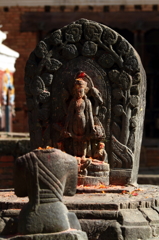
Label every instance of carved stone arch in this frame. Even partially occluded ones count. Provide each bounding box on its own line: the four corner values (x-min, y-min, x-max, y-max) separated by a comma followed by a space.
25, 19, 146, 185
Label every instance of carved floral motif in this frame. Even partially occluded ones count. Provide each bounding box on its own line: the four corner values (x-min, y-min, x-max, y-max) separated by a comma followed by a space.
84, 22, 103, 42
34, 41, 48, 58
50, 29, 63, 46
102, 28, 118, 45
82, 41, 98, 57
65, 23, 82, 43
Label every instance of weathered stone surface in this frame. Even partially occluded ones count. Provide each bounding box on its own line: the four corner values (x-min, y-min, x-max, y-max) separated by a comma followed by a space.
2, 210, 20, 217
78, 175, 109, 186
153, 207, 159, 214
80, 219, 123, 240
122, 225, 152, 240
2, 186, 159, 239
14, 149, 84, 236
87, 162, 109, 172
25, 18, 146, 185
71, 210, 118, 219
139, 208, 159, 224
110, 169, 132, 186
119, 209, 149, 226
10, 230, 88, 240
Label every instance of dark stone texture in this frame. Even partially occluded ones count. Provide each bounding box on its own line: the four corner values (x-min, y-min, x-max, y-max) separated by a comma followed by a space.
1, 210, 20, 218
121, 226, 152, 240
119, 209, 149, 226
24, 19, 146, 186
80, 220, 123, 240
71, 210, 118, 219
1, 217, 18, 235
110, 169, 132, 186
14, 149, 84, 236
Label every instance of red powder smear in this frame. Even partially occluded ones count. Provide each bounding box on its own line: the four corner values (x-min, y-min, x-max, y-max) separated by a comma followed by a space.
77, 72, 86, 78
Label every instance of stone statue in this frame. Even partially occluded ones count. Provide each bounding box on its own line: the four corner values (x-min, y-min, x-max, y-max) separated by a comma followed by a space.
14, 148, 88, 239
24, 18, 146, 186
64, 73, 96, 158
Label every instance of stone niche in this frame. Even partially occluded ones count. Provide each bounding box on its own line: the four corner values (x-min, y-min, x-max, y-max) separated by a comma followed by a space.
25, 19, 146, 186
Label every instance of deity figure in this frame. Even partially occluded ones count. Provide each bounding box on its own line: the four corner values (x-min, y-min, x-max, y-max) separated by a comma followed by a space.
64, 74, 95, 158
62, 72, 106, 160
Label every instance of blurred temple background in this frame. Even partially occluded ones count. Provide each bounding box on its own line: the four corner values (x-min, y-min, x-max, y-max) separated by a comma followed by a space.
0, 0, 159, 186
0, 30, 19, 132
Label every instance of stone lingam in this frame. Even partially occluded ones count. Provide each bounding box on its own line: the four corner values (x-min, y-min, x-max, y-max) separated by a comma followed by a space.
11, 148, 88, 240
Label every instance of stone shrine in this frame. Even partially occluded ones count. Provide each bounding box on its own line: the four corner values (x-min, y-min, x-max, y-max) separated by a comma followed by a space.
0, 18, 148, 240
24, 18, 146, 186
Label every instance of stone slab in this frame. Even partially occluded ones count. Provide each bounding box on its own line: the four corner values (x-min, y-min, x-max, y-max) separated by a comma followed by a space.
110, 169, 132, 185
2, 185, 159, 211
72, 210, 118, 219
10, 230, 88, 240
78, 176, 109, 186
2, 210, 20, 217
153, 207, 159, 214
139, 208, 159, 224
121, 226, 152, 240
80, 219, 123, 240
119, 209, 149, 226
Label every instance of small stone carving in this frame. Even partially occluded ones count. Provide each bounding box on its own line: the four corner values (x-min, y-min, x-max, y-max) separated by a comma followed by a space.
93, 142, 108, 163
14, 148, 87, 239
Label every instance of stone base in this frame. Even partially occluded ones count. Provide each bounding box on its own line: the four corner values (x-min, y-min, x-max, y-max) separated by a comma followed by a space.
2, 185, 159, 240
110, 169, 132, 185
78, 175, 109, 186
10, 229, 88, 240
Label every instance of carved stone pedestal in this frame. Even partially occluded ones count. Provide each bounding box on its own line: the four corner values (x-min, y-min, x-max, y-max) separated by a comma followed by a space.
10, 229, 88, 240
78, 162, 109, 186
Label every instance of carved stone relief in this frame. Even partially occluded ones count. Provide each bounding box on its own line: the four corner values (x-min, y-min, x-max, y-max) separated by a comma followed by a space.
25, 19, 146, 185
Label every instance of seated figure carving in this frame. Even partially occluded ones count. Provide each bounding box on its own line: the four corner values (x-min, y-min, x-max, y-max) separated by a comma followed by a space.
93, 142, 108, 163
14, 148, 81, 235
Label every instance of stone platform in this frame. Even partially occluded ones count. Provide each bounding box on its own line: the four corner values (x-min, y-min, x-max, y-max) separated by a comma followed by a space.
1, 185, 159, 240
